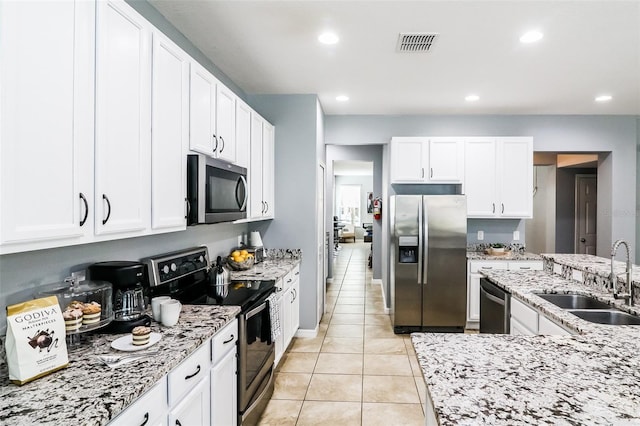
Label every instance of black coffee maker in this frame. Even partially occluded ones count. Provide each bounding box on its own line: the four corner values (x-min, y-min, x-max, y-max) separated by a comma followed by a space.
88, 261, 151, 333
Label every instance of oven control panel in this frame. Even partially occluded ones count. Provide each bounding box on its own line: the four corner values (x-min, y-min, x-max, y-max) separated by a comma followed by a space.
142, 247, 210, 287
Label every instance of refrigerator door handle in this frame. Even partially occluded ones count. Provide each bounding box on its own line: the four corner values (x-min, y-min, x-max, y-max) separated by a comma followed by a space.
417, 201, 424, 285
422, 200, 428, 285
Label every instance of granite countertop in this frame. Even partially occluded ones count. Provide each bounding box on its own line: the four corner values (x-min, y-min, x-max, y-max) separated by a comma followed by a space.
412, 266, 640, 425
0, 305, 240, 426
542, 253, 640, 286
466, 250, 542, 261
229, 257, 301, 281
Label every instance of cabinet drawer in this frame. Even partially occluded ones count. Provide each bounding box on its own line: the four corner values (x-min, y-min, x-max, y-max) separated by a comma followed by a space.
511, 298, 538, 333
469, 261, 508, 273
212, 319, 238, 364
508, 261, 543, 271
109, 377, 168, 426
168, 340, 211, 406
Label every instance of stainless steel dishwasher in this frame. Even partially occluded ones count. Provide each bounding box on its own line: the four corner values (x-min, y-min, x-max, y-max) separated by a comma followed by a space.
480, 278, 511, 333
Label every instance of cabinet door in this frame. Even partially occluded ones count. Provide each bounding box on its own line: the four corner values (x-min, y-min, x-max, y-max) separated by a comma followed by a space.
538, 315, 572, 335
216, 84, 236, 163
94, 0, 151, 236
262, 121, 275, 218
151, 32, 189, 232
168, 375, 210, 426
249, 113, 264, 218
274, 289, 286, 365
467, 273, 481, 325
510, 317, 535, 336
390, 138, 427, 183
497, 137, 533, 218
290, 277, 300, 338
465, 139, 497, 217
189, 61, 216, 155
0, 0, 94, 247
282, 288, 293, 349
235, 100, 251, 169
428, 138, 464, 182
211, 348, 238, 426
109, 378, 168, 426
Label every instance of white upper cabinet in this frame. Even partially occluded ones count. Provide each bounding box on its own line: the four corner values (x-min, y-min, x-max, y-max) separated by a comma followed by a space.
465, 137, 533, 218
94, 0, 152, 236
235, 100, 251, 169
0, 0, 95, 250
189, 61, 217, 156
150, 31, 189, 232
429, 137, 464, 182
465, 138, 498, 216
215, 84, 236, 163
498, 137, 533, 218
248, 113, 275, 220
390, 137, 463, 183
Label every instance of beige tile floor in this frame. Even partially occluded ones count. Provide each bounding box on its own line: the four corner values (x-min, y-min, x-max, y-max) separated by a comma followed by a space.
258, 242, 427, 426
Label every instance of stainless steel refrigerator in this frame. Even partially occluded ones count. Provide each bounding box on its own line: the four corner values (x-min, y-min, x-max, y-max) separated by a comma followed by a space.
390, 195, 467, 333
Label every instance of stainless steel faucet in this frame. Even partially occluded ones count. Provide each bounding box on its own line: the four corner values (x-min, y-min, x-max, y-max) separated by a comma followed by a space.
610, 239, 634, 305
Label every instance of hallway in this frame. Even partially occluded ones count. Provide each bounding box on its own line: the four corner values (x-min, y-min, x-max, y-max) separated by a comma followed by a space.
258, 242, 427, 425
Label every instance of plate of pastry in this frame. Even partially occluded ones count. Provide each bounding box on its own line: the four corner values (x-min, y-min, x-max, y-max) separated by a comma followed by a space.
111, 328, 161, 352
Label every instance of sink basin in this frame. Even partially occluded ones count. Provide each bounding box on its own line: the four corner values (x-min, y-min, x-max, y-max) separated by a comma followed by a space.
535, 293, 611, 310
568, 310, 640, 326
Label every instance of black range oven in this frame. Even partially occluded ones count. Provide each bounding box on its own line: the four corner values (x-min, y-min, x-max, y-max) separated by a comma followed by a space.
142, 247, 275, 425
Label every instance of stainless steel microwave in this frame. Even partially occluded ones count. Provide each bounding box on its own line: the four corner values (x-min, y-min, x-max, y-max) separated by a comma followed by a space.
187, 155, 248, 224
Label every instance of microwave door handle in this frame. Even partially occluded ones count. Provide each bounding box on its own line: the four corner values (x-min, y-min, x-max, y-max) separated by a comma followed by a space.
237, 175, 248, 211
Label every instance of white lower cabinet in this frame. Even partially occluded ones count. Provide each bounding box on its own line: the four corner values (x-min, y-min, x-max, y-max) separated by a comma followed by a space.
510, 297, 575, 336
169, 375, 211, 426
211, 320, 238, 426
274, 265, 301, 366
109, 379, 168, 426
467, 260, 542, 329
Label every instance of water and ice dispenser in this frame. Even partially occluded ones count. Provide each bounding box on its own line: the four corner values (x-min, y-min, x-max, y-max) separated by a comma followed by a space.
398, 236, 419, 263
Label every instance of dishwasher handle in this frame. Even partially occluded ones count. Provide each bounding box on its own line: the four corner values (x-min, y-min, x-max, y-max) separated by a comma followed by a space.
480, 284, 506, 306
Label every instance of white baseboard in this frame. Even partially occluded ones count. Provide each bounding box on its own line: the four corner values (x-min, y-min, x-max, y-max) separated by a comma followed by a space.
371, 279, 391, 314
295, 326, 318, 338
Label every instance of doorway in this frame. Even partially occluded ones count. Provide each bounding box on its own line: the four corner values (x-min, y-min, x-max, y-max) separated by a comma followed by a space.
525, 153, 599, 255
333, 160, 374, 246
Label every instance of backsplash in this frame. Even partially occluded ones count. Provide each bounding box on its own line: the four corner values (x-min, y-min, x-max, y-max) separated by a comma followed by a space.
542, 254, 640, 306
265, 248, 302, 260
467, 243, 526, 254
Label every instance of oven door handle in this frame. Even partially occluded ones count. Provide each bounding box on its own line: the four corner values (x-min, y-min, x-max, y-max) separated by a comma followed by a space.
245, 300, 267, 319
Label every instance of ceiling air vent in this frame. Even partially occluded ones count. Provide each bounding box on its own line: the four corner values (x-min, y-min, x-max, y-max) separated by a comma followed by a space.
397, 32, 438, 52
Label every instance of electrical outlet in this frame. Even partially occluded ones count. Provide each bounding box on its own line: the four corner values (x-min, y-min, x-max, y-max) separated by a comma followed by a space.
513, 231, 520, 241
477, 230, 484, 240
237, 235, 243, 246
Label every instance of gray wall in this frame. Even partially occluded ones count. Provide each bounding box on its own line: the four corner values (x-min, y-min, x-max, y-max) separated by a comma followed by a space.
0, 223, 248, 334
326, 145, 383, 281
525, 165, 557, 254
326, 115, 638, 260
246, 94, 323, 332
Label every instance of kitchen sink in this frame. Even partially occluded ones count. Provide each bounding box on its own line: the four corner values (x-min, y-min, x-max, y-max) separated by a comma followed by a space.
568, 310, 640, 326
535, 293, 612, 310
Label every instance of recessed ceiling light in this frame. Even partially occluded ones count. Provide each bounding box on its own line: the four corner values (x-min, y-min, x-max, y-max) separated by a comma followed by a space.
465, 94, 480, 102
595, 95, 612, 102
318, 32, 339, 45
336, 95, 349, 102
520, 30, 543, 44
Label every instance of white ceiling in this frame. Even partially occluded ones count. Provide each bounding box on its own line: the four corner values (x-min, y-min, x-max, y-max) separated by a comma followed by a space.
149, 0, 640, 116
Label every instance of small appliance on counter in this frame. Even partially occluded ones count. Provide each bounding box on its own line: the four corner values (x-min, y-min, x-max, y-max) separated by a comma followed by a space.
37, 276, 114, 346
248, 231, 265, 264
88, 261, 151, 333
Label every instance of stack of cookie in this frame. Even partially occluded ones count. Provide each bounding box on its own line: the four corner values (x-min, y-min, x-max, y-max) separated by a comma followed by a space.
62, 300, 102, 332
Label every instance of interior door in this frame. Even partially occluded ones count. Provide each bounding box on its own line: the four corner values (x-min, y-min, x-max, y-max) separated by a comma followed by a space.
575, 175, 597, 254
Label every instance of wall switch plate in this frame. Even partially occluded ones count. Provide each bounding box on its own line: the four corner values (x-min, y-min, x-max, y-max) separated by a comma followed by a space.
513, 231, 520, 241
477, 230, 484, 240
